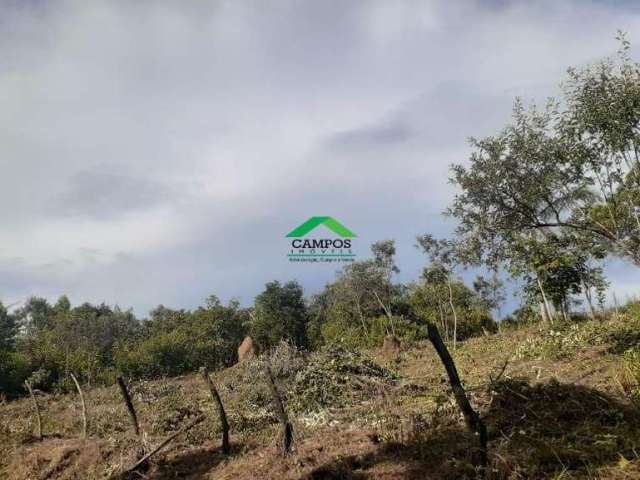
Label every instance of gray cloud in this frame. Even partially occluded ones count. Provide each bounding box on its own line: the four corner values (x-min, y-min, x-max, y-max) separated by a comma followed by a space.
51, 170, 173, 219
327, 121, 413, 150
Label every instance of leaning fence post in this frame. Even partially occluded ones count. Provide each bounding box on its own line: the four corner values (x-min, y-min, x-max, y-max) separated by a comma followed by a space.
116, 376, 140, 437
25, 380, 42, 440
201, 367, 230, 453
124, 414, 205, 474
265, 364, 293, 455
70, 373, 87, 438
426, 322, 488, 471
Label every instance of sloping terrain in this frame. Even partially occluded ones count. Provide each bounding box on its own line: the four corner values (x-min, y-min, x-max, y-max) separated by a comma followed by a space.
2, 313, 640, 479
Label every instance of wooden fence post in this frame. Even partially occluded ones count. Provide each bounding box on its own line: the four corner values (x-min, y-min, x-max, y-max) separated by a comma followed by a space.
426, 323, 488, 471
201, 367, 231, 453
25, 381, 42, 440
265, 364, 293, 454
70, 373, 87, 438
116, 376, 140, 437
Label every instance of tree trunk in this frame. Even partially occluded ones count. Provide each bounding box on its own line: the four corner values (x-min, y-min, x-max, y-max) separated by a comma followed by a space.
70, 373, 87, 439
582, 279, 596, 321
201, 367, 230, 454
613, 292, 620, 319
539, 302, 549, 324
355, 301, 369, 340
536, 275, 553, 325
447, 278, 459, 349
426, 323, 487, 470
437, 302, 447, 341
373, 290, 395, 336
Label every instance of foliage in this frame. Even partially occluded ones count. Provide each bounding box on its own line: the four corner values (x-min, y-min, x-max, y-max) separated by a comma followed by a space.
0, 295, 248, 395
0, 302, 17, 352
116, 298, 247, 379
623, 347, 640, 397
250, 280, 308, 351
513, 303, 640, 361
501, 305, 539, 329
562, 34, 640, 264
288, 345, 396, 413
319, 315, 426, 350
308, 240, 407, 348
408, 278, 496, 342
473, 273, 506, 316
448, 44, 639, 318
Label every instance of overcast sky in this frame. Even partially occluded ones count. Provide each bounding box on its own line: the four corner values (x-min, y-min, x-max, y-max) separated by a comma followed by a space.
2, 0, 640, 316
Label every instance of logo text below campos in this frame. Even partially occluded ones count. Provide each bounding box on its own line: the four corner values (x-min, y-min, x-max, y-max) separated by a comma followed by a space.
286, 216, 356, 263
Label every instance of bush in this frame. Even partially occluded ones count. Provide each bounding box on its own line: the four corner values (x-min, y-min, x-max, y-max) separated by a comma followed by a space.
455, 309, 498, 340
0, 351, 30, 397
623, 347, 640, 398
319, 316, 426, 350
114, 330, 194, 378
501, 305, 540, 329
621, 301, 640, 320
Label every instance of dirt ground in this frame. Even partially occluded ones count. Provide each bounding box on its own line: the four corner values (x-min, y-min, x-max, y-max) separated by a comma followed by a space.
2, 317, 640, 479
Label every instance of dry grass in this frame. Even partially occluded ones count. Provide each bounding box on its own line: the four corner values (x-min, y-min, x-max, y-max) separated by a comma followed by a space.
2, 312, 640, 479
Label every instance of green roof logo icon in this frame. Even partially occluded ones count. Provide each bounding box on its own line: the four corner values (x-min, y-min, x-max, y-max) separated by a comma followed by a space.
286, 217, 356, 238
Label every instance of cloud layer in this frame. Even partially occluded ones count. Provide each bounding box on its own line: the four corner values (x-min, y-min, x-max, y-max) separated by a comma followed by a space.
2, 0, 640, 314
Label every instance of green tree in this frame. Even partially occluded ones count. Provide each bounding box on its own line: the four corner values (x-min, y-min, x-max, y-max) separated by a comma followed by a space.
561, 33, 640, 263
250, 281, 308, 350
370, 239, 400, 333
473, 273, 505, 319
117, 296, 247, 378
308, 241, 403, 346
0, 301, 16, 351
408, 263, 451, 339
416, 235, 466, 348
0, 301, 27, 396
448, 42, 640, 285
409, 274, 496, 343
54, 295, 71, 314
191, 296, 248, 366
16, 297, 55, 333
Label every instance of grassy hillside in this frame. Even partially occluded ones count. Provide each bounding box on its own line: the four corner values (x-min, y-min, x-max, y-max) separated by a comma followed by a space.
2, 307, 640, 479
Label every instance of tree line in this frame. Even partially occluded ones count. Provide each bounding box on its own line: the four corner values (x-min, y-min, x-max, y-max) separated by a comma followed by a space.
0, 238, 499, 397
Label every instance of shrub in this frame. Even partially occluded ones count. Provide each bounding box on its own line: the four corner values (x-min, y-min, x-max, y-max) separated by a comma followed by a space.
319, 316, 426, 350
0, 351, 31, 396
501, 305, 540, 329
623, 347, 640, 398
114, 330, 193, 378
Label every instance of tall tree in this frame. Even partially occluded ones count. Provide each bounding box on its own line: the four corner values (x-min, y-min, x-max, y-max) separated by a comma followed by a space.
416, 235, 465, 348
409, 263, 452, 340
561, 34, 640, 263
449, 43, 640, 278
15, 297, 54, 333
370, 239, 400, 334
